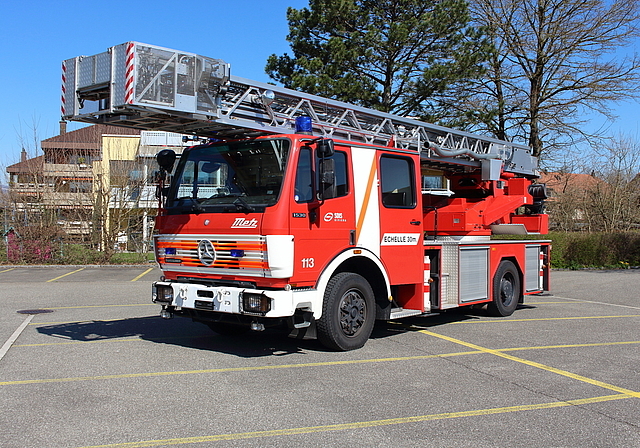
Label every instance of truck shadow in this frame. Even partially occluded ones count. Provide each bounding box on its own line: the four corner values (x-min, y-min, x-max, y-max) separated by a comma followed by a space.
35, 316, 310, 357
371, 304, 537, 338
35, 307, 529, 356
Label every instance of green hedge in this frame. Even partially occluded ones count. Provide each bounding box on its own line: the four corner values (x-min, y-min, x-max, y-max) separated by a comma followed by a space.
546, 231, 640, 269
494, 231, 640, 269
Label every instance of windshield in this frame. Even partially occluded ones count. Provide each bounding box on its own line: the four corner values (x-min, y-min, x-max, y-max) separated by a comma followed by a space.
167, 138, 290, 213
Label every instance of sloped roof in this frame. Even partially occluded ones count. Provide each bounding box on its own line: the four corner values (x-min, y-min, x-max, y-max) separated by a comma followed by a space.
41, 125, 140, 150
538, 172, 603, 195
6, 155, 45, 174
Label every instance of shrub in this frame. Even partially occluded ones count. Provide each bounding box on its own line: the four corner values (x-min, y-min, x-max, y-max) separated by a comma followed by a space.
545, 231, 640, 269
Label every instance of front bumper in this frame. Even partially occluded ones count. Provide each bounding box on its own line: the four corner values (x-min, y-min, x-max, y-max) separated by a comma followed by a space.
152, 281, 316, 318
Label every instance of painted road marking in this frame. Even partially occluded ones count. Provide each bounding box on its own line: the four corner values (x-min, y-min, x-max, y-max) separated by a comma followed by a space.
76, 394, 631, 448
5, 328, 639, 447
0, 315, 34, 363
552, 295, 640, 310
4, 338, 640, 384
40, 303, 155, 310
0, 351, 481, 386
0, 268, 16, 273
525, 300, 587, 304
419, 329, 640, 398
131, 268, 154, 282
16, 338, 143, 347
46, 268, 85, 282
14, 337, 640, 352
448, 314, 640, 324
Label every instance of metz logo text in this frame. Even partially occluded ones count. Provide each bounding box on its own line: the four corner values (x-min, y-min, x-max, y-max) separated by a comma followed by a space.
231, 218, 259, 228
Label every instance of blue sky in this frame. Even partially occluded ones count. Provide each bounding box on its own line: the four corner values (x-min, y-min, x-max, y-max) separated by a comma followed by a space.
0, 0, 307, 167
0, 0, 638, 170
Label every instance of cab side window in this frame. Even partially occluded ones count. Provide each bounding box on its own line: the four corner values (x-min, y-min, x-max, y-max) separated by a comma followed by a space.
318, 150, 348, 200
294, 147, 313, 203
380, 155, 416, 208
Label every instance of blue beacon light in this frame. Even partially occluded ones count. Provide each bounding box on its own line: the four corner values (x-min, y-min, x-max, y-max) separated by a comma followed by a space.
295, 116, 313, 135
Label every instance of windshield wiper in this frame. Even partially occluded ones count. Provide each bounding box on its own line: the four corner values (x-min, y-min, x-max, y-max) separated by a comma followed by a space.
233, 196, 255, 213
178, 196, 205, 214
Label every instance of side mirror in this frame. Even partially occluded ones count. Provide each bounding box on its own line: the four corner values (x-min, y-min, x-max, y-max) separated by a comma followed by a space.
156, 149, 177, 172
319, 157, 336, 200
316, 139, 334, 158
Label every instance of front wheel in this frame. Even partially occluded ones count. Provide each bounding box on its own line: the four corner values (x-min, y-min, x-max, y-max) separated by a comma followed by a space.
317, 273, 375, 351
487, 260, 521, 317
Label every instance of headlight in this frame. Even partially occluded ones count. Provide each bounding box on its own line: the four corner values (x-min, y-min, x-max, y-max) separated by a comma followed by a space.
152, 284, 174, 303
241, 292, 271, 315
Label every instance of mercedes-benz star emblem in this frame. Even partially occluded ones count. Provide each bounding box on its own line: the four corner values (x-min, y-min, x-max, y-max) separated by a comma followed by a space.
197, 239, 216, 266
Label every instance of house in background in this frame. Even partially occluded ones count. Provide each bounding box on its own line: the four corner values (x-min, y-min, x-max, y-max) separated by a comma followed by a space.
538, 171, 606, 230
5, 123, 185, 251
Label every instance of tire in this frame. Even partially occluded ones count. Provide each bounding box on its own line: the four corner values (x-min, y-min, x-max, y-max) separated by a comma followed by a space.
207, 322, 250, 336
317, 273, 375, 351
487, 260, 521, 317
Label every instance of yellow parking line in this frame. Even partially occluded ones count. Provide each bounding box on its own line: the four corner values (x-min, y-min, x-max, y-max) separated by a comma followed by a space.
77, 394, 630, 448
420, 329, 640, 398
46, 268, 85, 282
525, 301, 587, 304
501, 340, 640, 352
16, 338, 143, 347
449, 315, 640, 324
0, 351, 481, 386
131, 268, 154, 282
0, 268, 16, 273
29, 315, 157, 326
5, 338, 640, 384
40, 303, 154, 311
15, 334, 205, 347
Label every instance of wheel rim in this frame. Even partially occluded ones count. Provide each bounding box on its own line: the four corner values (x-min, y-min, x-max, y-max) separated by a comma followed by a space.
339, 288, 366, 336
500, 273, 515, 306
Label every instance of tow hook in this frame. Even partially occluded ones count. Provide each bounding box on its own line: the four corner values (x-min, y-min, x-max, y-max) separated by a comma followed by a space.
250, 321, 265, 331
160, 306, 173, 319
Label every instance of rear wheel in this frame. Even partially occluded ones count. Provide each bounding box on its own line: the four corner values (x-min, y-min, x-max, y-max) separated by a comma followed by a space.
317, 273, 375, 351
487, 260, 521, 317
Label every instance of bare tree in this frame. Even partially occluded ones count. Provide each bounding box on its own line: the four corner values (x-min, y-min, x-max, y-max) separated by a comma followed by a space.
542, 169, 592, 231
582, 134, 640, 231
92, 158, 155, 260
466, 0, 640, 162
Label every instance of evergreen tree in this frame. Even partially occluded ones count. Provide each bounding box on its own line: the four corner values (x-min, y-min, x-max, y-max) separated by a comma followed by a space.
266, 0, 491, 125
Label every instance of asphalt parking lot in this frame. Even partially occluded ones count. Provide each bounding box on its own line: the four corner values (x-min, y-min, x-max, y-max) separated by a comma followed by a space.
1, 266, 639, 448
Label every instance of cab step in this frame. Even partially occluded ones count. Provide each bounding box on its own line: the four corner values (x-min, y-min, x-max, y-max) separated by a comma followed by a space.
389, 308, 424, 319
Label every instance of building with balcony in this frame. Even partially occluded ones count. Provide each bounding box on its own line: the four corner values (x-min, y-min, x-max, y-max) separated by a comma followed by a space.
5, 123, 185, 251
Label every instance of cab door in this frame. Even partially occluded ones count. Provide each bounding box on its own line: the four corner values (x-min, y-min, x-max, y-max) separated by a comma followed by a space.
378, 153, 423, 285
289, 145, 354, 285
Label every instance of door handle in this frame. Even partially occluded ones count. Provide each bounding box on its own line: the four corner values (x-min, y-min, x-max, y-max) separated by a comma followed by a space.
410, 221, 421, 225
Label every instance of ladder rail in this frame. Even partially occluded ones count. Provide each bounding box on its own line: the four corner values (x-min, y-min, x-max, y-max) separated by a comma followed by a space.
62, 42, 537, 176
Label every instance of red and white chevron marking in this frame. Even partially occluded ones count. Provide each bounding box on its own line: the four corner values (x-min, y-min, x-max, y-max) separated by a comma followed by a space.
124, 42, 135, 104
61, 61, 66, 116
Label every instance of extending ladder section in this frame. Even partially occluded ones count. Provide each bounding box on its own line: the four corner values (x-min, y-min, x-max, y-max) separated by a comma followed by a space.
62, 42, 537, 176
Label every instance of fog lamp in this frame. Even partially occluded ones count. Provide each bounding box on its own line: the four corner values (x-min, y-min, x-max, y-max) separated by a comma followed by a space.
153, 284, 174, 303
241, 292, 271, 314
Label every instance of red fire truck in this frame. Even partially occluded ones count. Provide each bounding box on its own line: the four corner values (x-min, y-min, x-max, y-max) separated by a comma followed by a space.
62, 42, 550, 351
